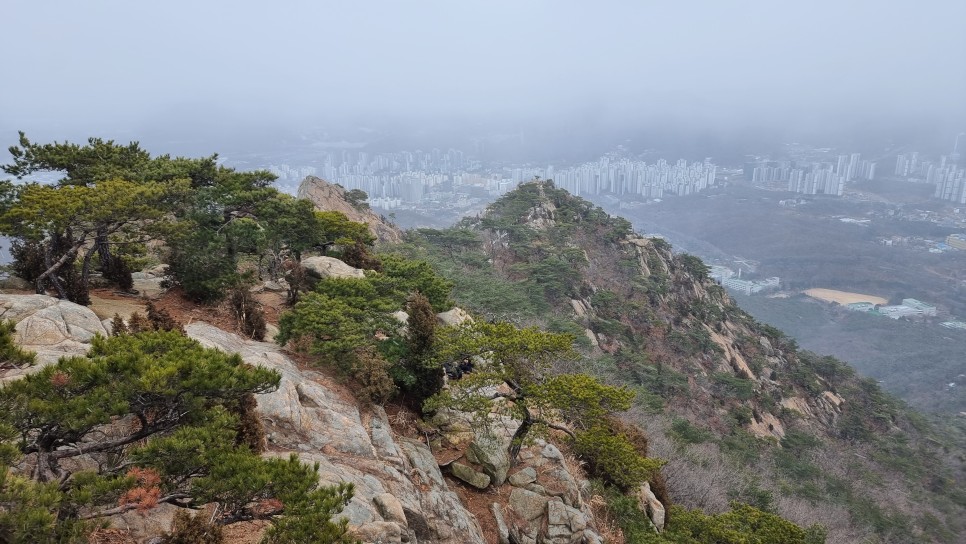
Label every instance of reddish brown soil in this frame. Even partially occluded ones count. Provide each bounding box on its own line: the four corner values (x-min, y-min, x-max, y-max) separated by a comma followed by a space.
137, 286, 285, 339
447, 476, 512, 544
222, 520, 270, 544
87, 529, 136, 544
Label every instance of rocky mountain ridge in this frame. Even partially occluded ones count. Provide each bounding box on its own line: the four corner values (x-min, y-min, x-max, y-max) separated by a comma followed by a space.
0, 290, 619, 544
297, 176, 403, 244
406, 179, 964, 542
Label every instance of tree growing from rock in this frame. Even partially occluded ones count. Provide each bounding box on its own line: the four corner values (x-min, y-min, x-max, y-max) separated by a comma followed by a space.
314, 211, 375, 253
424, 321, 637, 460
0, 330, 355, 543
0, 321, 34, 371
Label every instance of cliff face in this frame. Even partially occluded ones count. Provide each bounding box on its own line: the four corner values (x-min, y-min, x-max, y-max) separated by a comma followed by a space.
185, 322, 484, 544
0, 294, 486, 543
297, 176, 403, 244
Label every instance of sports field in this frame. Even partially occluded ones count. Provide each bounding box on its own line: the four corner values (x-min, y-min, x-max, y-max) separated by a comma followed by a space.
804, 288, 888, 305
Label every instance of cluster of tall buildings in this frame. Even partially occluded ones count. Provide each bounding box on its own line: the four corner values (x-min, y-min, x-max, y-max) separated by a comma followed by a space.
269, 149, 482, 204
744, 153, 876, 197
894, 152, 966, 204
550, 157, 717, 198
264, 148, 719, 207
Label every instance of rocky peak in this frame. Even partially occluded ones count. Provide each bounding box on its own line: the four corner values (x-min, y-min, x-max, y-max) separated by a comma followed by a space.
297, 176, 403, 244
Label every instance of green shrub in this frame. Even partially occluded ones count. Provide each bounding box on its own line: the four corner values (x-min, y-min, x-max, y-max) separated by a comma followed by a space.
780, 430, 821, 453
721, 429, 765, 464
146, 301, 183, 334
669, 418, 713, 445
667, 327, 721, 357
774, 449, 821, 481
0, 320, 34, 370
711, 372, 755, 401
678, 254, 710, 281
350, 347, 398, 405
166, 227, 237, 302
668, 502, 821, 544
572, 426, 665, 490
730, 405, 754, 426
622, 356, 688, 399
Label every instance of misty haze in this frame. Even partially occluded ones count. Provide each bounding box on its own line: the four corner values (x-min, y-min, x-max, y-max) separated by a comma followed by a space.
0, 1, 964, 543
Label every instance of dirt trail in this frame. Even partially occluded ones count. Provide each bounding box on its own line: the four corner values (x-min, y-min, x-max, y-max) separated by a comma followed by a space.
88, 294, 148, 321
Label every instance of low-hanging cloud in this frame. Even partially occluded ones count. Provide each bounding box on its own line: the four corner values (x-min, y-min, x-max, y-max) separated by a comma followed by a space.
2, 0, 964, 143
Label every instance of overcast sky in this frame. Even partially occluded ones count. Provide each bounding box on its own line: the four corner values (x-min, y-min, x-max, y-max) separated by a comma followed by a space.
3, 0, 964, 142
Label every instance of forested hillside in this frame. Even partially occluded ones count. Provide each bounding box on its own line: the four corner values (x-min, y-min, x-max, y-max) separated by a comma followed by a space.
397, 180, 965, 543
0, 138, 962, 543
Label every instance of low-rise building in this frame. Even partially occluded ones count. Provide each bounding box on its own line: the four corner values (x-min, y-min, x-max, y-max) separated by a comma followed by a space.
721, 277, 780, 295
902, 298, 938, 317
947, 234, 966, 250
940, 321, 966, 330
847, 302, 877, 312
877, 305, 922, 319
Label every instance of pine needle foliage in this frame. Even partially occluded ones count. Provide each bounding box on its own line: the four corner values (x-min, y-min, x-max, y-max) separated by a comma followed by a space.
0, 331, 355, 542
0, 320, 34, 370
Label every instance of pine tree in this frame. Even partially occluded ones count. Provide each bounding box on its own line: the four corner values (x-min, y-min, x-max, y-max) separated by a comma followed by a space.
0, 321, 34, 371
425, 321, 637, 461
0, 330, 355, 542
403, 292, 441, 404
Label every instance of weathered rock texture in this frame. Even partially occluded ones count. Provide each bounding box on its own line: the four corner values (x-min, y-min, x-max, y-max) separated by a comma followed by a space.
435, 307, 473, 327
0, 294, 108, 372
497, 440, 603, 544
301, 255, 367, 280
1, 294, 608, 544
436, 409, 605, 544
186, 322, 485, 544
297, 176, 403, 244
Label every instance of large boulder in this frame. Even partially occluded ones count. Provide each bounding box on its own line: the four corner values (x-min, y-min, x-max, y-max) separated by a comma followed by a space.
301, 256, 366, 280
0, 294, 108, 372
466, 430, 511, 486
0, 275, 32, 291
436, 307, 473, 327
508, 488, 549, 522
637, 481, 666, 531
187, 322, 374, 456
109, 503, 180, 543
508, 467, 537, 487
450, 462, 491, 489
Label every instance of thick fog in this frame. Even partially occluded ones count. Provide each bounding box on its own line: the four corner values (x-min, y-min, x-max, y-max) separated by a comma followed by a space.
2, 0, 964, 150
